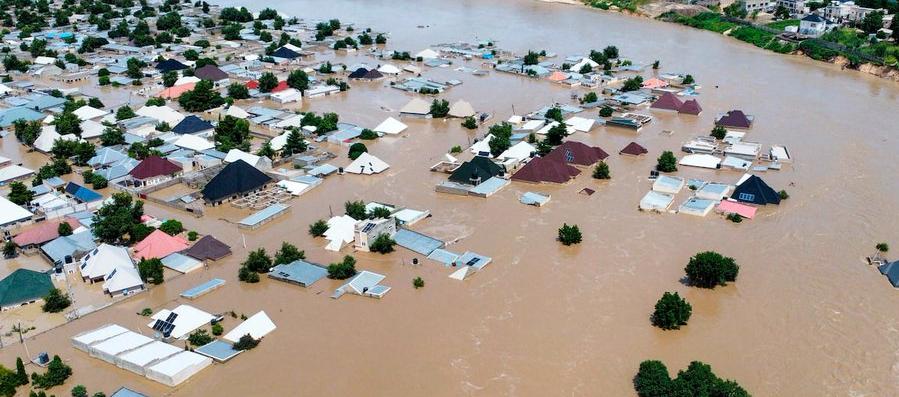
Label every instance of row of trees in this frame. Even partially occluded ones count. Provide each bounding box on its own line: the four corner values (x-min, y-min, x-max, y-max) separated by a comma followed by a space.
238, 242, 306, 283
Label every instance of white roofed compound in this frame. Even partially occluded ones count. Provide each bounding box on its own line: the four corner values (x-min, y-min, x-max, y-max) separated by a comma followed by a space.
373, 117, 408, 135
146, 304, 215, 339
345, 152, 390, 175
223, 311, 277, 342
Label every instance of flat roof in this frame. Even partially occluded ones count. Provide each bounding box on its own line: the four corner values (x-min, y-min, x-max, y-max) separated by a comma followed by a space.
268, 260, 328, 287
394, 229, 445, 256
195, 340, 242, 362
180, 278, 226, 299
238, 203, 290, 227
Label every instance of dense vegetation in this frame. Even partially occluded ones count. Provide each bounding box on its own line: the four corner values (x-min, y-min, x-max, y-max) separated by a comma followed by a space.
634, 360, 750, 397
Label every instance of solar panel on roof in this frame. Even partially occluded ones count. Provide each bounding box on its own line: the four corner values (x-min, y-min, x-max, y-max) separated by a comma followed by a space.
361, 223, 375, 233
166, 312, 178, 323
152, 320, 165, 331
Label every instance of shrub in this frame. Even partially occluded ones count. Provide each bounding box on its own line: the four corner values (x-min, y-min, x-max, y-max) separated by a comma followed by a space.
599, 106, 614, 117
778, 190, 789, 200
413, 277, 425, 289
651, 292, 692, 330
327, 255, 357, 280
137, 258, 164, 285
369, 233, 396, 254
233, 334, 259, 350
348, 142, 367, 160
187, 231, 198, 241
57, 222, 73, 237
30, 355, 72, 389
592, 161, 610, 179
359, 128, 378, 140
582, 92, 598, 104
344, 200, 367, 220
634, 360, 750, 397
430, 99, 449, 117
558, 223, 582, 246
273, 242, 305, 265
710, 125, 727, 140
72, 385, 88, 397
188, 329, 213, 346
42, 288, 71, 313
726, 213, 743, 223
876, 243, 889, 253
461, 116, 478, 129
656, 151, 677, 173
211, 323, 223, 336
684, 251, 739, 288
309, 220, 328, 237
159, 219, 183, 236
449, 145, 462, 154
238, 266, 260, 283
139, 308, 152, 316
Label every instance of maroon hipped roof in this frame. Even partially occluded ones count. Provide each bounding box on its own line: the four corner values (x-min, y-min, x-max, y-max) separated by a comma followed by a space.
619, 142, 648, 156
512, 157, 581, 184
650, 92, 683, 111
129, 156, 182, 180
716, 110, 752, 128
543, 141, 609, 167
678, 99, 702, 115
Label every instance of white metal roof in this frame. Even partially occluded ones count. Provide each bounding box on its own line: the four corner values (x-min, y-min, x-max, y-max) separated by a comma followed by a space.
373, 117, 407, 135
72, 324, 129, 347
0, 164, 34, 182
80, 244, 134, 280
117, 340, 182, 368
223, 311, 276, 342
345, 152, 389, 175
0, 196, 33, 226
91, 331, 153, 356
147, 304, 215, 339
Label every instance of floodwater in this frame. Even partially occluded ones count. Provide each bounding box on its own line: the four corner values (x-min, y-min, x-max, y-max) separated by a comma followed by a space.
3, 0, 899, 396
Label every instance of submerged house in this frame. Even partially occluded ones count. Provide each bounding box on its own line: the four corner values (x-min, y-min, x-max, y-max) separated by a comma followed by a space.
268, 260, 328, 288
353, 218, 397, 252
128, 156, 183, 187
201, 160, 273, 205
543, 141, 609, 168
448, 156, 505, 185
619, 141, 648, 156
716, 110, 753, 129
731, 175, 780, 205
511, 157, 581, 184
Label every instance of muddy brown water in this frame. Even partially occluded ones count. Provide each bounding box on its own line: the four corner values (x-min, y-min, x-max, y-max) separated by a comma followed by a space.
2, 0, 899, 395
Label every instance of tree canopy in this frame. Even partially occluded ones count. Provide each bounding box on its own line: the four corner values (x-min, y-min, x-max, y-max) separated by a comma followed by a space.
327, 255, 357, 279
651, 292, 692, 330
558, 223, 582, 246
179, 80, 225, 112
684, 251, 740, 288
91, 193, 144, 244
634, 360, 750, 397
214, 115, 251, 152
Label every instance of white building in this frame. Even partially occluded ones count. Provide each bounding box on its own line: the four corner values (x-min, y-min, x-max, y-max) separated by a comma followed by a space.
353, 218, 397, 252
799, 14, 829, 37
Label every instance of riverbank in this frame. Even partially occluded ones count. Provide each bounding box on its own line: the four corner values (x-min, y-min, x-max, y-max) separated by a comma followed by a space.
570, 1, 899, 82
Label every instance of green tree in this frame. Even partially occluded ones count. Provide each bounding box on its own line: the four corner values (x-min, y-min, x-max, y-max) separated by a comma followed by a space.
188, 329, 213, 346
652, 292, 692, 330
13, 120, 41, 146
257, 72, 278, 93
368, 233, 396, 254
348, 142, 368, 160
876, 243, 889, 253
656, 151, 677, 173
622, 76, 643, 92
100, 125, 125, 146
545, 123, 567, 146
682, 74, 695, 85
327, 255, 357, 279
461, 116, 478, 129
344, 200, 367, 220
309, 219, 328, 237
41, 288, 71, 313
162, 71, 178, 87
91, 192, 143, 244
238, 266, 260, 283
187, 231, 198, 241
544, 107, 563, 123
214, 115, 250, 152
634, 360, 672, 397
487, 122, 513, 157
860, 10, 885, 34
30, 355, 72, 389
227, 83, 249, 99
159, 219, 183, 235
211, 322, 223, 336
71, 385, 87, 397
367, 206, 392, 219
15, 358, 28, 386
137, 258, 164, 285
57, 222, 73, 236
179, 80, 225, 112
558, 223, 582, 246
710, 125, 727, 140
54, 111, 82, 137
684, 251, 740, 288
603, 45, 619, 59
359, 128, 378, 140
592, 161, 610, 179
273, 242, 305, 265
7, 182, 34, 205
232, 334, 260, 350
280, 129, 307, 157
256, 142, 275, 159
523, 50, 540, 65
429, 99, 449, 117
581, 92, 598, 104
242, 248, 272, 273
413, 277, 425, 289
286, 69, 309, 92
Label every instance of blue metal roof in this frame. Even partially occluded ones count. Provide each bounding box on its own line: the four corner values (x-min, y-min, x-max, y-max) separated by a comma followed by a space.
238, 203, 290, 227
268, 260, 328, 287
41, 231, 97, 265
180, 278, 226, 299
394, 229, 444, 256
0, 107, 45, 127
64, 182, 103, 203
195, 340, 242, 362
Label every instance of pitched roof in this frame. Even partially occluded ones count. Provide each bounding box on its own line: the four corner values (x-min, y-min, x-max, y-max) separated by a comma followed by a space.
619, 141, 648, 156
271, 47, 300, 59
201, 160, 272, 202
132, 229, 189, 260
717, 110, 752, 129
399, 98, 430, 115
193, 64, 228, 81
362, 69, 384, 80
65, 182, 103, 203
155, 59, 189, 72
678, 99, 703, 115
347, 67, 368, 79
129, 155, 182, 180
0, 269, 53, 307
650, 92, 683, 111
13, 218, 80, 246
172, 115, 214, 134
511, 156, 581, 184
879, 261, 899, 287
543, 141, 608, 167
802, 14, 825, 23
157, 82, 196, 99
182, 235, 232, 261
448, 156, 505, 185
731, 175, 780, 205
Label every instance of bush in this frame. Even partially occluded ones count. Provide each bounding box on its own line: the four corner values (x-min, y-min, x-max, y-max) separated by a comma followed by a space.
42, 288, 71, 313
656, 151, 677, 173
273, 242, 305, 265
876, 243, 889, 253
359, 128, 378, 140
309, 219, 328, 237
159, 219, 183, 236
211, 323, 223, 336
369, 233, 396, 254
634, 360, 672, 397
413, 277, 425, 289
71, 385, 87, 397
461, 117, 478, 129
634, 360, 750, 397
30, 355, 72, 389
430, 99, 449, 117
348, 142, 368, 160
726, 213, 743, 223
233, 334, 259, 350
778, 190, 789, 200
327, 255, 357, 280
187, 231, 198, 241
242, 248, 272, 273
58, 222, 73, 237
592, 161, 610, 179
137, 258, 164, 285
599, 106, 614, 118
710, 125, 727, 140
558, 223, 582, 246
684, 251, 739, 288
188, 329, 213, 346
238, 266, 260, 283
449, 145, 462, 154
651, 292, 692, 330
344, 200, 367, 220
139, 308, 152, 316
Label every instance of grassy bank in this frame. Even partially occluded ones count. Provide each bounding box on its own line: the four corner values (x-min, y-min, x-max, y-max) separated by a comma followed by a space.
659, 12, 795, 54
584, 0, 650, 14
660, 12, 899, 68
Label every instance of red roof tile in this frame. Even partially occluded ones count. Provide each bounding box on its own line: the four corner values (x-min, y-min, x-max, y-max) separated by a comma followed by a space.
129, 156, 182, 180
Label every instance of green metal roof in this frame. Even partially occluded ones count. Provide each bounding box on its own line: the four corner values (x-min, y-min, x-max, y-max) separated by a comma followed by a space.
0, 268, 54, 307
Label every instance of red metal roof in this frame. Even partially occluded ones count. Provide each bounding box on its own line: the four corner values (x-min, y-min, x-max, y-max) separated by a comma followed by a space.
512, 156, 581, 184
129, 156, 182, 180
13, 218, 80, 246
543, 141, 608, 167
619, 141, 648, 156
678, 99, 703, 115
650, 92, 684, 111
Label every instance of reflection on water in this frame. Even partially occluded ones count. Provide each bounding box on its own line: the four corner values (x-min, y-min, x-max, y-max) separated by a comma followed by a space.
2, 0, 899, 396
